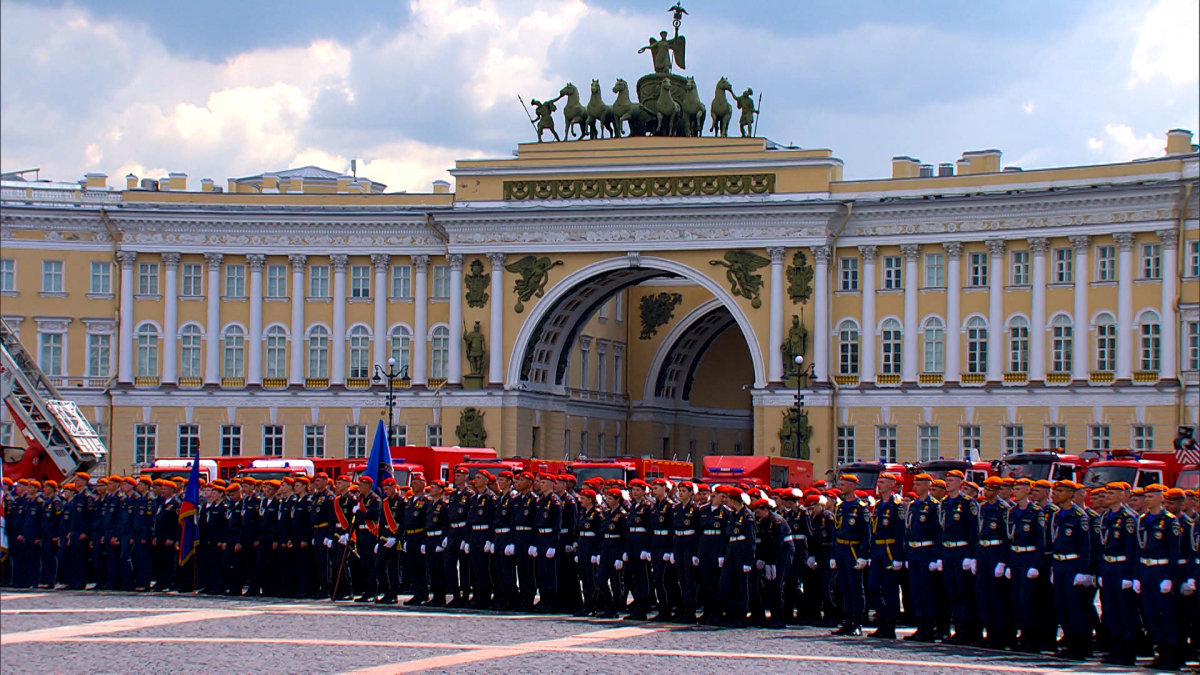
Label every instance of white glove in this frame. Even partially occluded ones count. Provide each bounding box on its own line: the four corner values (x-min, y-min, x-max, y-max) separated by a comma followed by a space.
441, 537, 449, 549
338, 534, 349, 545
504, 544, 515, 556
435, 543, 444, 553
741, 565, 752, 573
668, 553, 675, 564
663, 552, 672, 562
1026, 567, 1039, 580
962, 558, 974, 572
1159, 579, 1172, 594
590, 555, 600, 565
928, 561, 939, 572
614, 559, 624, 570
904, 561, 909, 569
1073, 573, 1088, 587
622, 552, 629, 562
384, 537, 397, 548
573, 555, 579, 563
1004, 568, 1011, 579
891, 560, 903, 571
484, 542, 493, 554
935, 559, 944, 572
765, 565, 777, 581
546, 548, 555, 559
462, 542, 470, 555
402, 542, 408, 553
420, 544, 426, 554
756, 559, 766, 570
994, 563, 1006, 578
323, 537, 333, 548
1181, 579, 1196, 596
718, 557, 725, 568
806, 556, 817, 569
565, 544, 574, 553
640, 550, 651, 561
1121, 579, 1133, 590
374, 543, 379, 554
528, 545, 538, 557
692, 556, 700, 566
855, 558, 868, 570
1097, 576, 1103, 588
830, 558, 837, 570
1133, 580, 1142, 594
352, 504, 360, 513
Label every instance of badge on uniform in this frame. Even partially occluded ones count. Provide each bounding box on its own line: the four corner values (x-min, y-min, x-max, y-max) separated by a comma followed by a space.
1154, 531, 1163, 540
849, 517, 856, 525
989, 521, 997, 530
919, 514, 927, 522
1023, 523, 1031, 532
524, 509, 530, 516
684, 518, 691, 526
953, 513, 960, 521
1065, 527, 1073, 537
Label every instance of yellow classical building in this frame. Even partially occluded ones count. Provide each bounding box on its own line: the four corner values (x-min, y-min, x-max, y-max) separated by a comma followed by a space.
1, 131, 1198, 476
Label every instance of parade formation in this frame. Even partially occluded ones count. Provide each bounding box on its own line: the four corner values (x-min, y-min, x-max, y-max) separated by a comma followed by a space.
3, 464, 1199, 671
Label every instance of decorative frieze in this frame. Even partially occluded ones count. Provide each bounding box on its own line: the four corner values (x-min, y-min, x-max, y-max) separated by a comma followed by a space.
503, 174, 776, 201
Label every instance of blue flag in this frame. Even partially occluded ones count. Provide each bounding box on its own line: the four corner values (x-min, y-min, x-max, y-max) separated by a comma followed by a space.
365, 419, 393, 489
177, 457, 201, 565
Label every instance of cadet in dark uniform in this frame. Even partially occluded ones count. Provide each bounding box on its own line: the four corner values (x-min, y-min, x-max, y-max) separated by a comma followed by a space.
309, 473, 335, 598
574, 488, 603, 617
199, 483, 227, 594
329, 476, 356, 601
489, 471, 517, 611
61, 483, 91, 590
152, 480, 181, 592
466, 470, 496, 608
511, 472, 539, 612
903, 474, 941, 642
553, 474, 581, 614
697, 484, 730, 624
424, 479, 450, 607
36, 481, 61, 588
131, 478, 155, 591
291, 477, 315, 598
402, 475, 428, 605
776, 489, 808, 625
597, 488, 628, 618
717, 486, 757, 628
1095, 483, 1139, 666
975, 476, 1012, 649
831, 477, 871, 636
648, 479, 676, 621
623, 479, 652, 620
1137, 484, 1183, 671
1005, 478, 1045, 653
867, 473, 905, 639
752, 497, 792, 628
238, 480, 261, 596
374, 477, 404, 604
939, 470, 979, 645
532, 473, 562, 613
251, 480, 282, 597
445, 467, 472, 607
671, 482, 700, 624
222, 483, 246, 596
100, 478, 125, 590
351, 476, 381, 602
1048, 480, 1092, 660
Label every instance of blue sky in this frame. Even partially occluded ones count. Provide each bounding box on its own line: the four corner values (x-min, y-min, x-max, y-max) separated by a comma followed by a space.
1, 0, 1196, 192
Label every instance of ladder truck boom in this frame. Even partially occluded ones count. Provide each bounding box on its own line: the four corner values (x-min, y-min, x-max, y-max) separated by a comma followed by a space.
1, 318, 108, 481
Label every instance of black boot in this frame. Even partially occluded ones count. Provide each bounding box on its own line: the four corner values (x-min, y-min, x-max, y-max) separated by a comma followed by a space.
868, 622, 896, 639
831, 619, 861, 636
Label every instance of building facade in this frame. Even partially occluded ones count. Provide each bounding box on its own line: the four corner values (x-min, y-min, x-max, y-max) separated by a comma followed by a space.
1, 133, 1198, 475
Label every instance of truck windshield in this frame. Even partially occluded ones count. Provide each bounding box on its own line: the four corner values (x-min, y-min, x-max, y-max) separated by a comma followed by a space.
238, 470, 292, 481
391, 470, 412, 486
139, 470, 190, 481
459, 464, 510, 481
1002, 461, 1051, 481
1082, 465, 1137, 488
572, 466, 628, 484
1176, 468, 1199, 490
838, 470, 879, 490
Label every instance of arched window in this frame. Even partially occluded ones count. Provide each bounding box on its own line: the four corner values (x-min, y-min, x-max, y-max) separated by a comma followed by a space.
264, 326, 287, 378
390, 325, 411, 375
222, 325, 245, 378
1139, 310, 1161, 372
922, 317, 944, 373
348, 326, 371, 379
1051, 315, 1073, 373
307, 326, 329, 379
136, 325, 159, 377
880, 319, 902, 375
1008, 317, 1029, 373
966, 317, 988, 374
430, 326, 450, 379
1094, 313, 1116, 372
179, 325, 202, 378
838, 320, 859, 375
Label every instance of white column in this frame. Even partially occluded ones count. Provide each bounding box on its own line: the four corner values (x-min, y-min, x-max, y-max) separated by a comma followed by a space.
330, 254, 348, 385
448, 254, 465, 385
944, 242, 963, 381
1115, 233, 1135, 379
161, 253, 180, 384
371, 254, 389, 372
247, 254, 265, 385
859, 245, 878, 383
204, 253, 223, 384
116, 251, 137, 384
487, 253, 506, 386
412, 255, 429, 385
1069, 236, 1090, 381
1158, 229, 1179, 379
288, 254, 307, 385
985, 239, 1006, 381
1028, 238, 1048, 381
812, 245, 831, 383
901, 244, 920, 382
767, 246, 786, 383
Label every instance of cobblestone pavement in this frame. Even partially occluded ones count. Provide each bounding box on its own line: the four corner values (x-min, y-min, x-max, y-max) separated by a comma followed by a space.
0, 590, 1141, 674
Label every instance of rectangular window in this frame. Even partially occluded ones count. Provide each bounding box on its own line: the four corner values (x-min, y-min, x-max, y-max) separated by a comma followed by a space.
134, 424, 157, 465
1096, 322, 1117, 371
1052, 248, 1073, 284
177, 424, 200, 458
309, 265, 330, 297
876, 426, 897, 463
224, 264, 246, 297
262, 424, 284, 457
0, 422, 12, 446
304, 425, 326, 458
1010, 250, 1030, 285
426, 424, 442, 447
1189, 240, 1200, 277
0, 258, 14, 292
350, 265, 371, 298
919, 425, 939, 462
598, 433, 607, 458
89, 261, 111, 294
836, 426, 855, 464
882, 256, 902, 289
924, 253, 945, 287
1132, 425, 1153, 450
87, 333, 111, 377
1188, 321, 1200, 372
597, 351, 608, 392
1003, 425, 1024, 454
615, 293, 624, 322
1089, 425, 1111, 452
1141, 243, 1161, 279
432, 265, 450, 298
1009, 322, 1029, 373
580, 346, 590, 389
389, 424, 407, 446
580, 431, 588, 457
598, 300, 608, 320
1096, 245, 1116, 281
391, 265, 411, 298
839, 257, 859, 291
38, 332, 63, 376
42, 260, 64, 293
181, 263, 203, 296
613, 351, 624, 393
968, 252, 988, 287
266, 265, 288, 298
220, 424, 242, 456
1045, 425, 1067, 451
961, 425, 981, 461
137, 262, 159, 295
346, 425, 367, 459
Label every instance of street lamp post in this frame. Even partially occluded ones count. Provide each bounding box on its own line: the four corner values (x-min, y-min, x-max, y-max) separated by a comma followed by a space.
794, 354, 814, 458
372, 357, 410, 446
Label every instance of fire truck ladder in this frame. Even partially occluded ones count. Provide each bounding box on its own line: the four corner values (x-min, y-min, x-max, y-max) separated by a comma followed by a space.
0, 318, 107, 477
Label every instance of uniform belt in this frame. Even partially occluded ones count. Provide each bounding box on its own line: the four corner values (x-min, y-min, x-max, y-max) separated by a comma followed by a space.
405, 528, 424, 535
579, 531, 596, 537
674, 529, 695, 536
426, 530, 444, 537
537, 528, 554, 534
836, 538, 859, 545
942, 541, 967, 548
908, 541, 933, 548
703, 529, 722, 535
356, 525, 369, 530
1011, 545, 1037, 553
515, 526, 533, 531
653, 529, 669, 536
493, 527, 511, 534
1052, 553, 1079, 561
874, 538, 896, 545
792, 534, 807, 540
629, 527, 648, 533
313, 522, 329, 528
1141, 558, 1169, 566
978, 540, 1002, 546
729, 535, 746, 542
471, 525, 489, 531
559, 528, 570, 534
451, 523, 466, 528
604, 534, 622, 539
1102, 555, 1127, 563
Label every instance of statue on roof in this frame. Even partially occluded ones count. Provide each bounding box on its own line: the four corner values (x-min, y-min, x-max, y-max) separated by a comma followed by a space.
638, 4, 687, 74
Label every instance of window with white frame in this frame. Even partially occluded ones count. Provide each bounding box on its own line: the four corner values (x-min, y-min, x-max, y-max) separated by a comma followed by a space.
1133, 425, 1153, 450
350, 265, 371, 298
136, 325, 158, 377
563, 429, 571, 457
615, 292, 624, 322
42, 260, 64, 293
836, 426, 855, 464
180, 325, 202, 378
224, 264, 246, 297
346, 425, 367, 459
1045, 425, 1067, 451
1141, 243, 1161, 279
0, 258, 14, 292
38, 331, 63, 376
919, 425, 939, 462
307, 327, 329, 378
1052, 248, 1073, 283
138, 262, 159, 295
93, 422, 108, 447
304, 425, 326, 457
430, 326, 449, 379
181, 263, 203, 296
391, 265, 411, 298
178, 424, 200, 458
0, 422, 11, 446
389, 425, 407, 446
877, 426, 897, 463
264, 326, 287, 378
1051, 315, 1073, 373
266, 265, 287, 298
222, 326, 245, 378
432, 265, 450, 298
220, 424, 242, 456
348, 326, 371, 379
427, 424, 442, 446
580, 341, 591, 389
1139, 312, 1161, 372
613, 348, 624, 393
838, 320, 860, 375
598, 433, 608, 458
1003, 425, 1024, 454
597, 349, 608, 392
882, 256, 902, 289
309, 265, 330, 297
1188, 321, 1200, 372
839, 257, 859, 291
1008, 317, 1029, 373
1189, 240, 1200, 277
87, 333, 111, 378
923, 317, 944, 372
1096, 245, 1116, 281
390, 326, 411, 374
262, 424, 284, 456
1010, 250, 1030, 285
880, 318, 902, 375
90, 261, 111, 294
134, 424, 157, 465
968, 252, 988, 287
1089, 425, 1111, 452
924, 253, 945, 287
1095, 314, 1117, 372
580, 431, 589, 456
961, 425, 981, 460
966, 317, 988, 374
598, 300, 608, 320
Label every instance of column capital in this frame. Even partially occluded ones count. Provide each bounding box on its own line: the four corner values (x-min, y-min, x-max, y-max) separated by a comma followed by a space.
413, 255, 431, 272
330, 254, 349, 272
246, 254, 266, 271
116, 250, 138, 269
447, 253, 465, 270
900, 243, 921, 260
486, 252, 507, 267
942, 242, 964, 259
288, 253, 308, 270
811, 245, 832, 264
203, 252, 224, 269
766, 246, 786, 263
1027, 237, 1049, 255
161, 252, 181, 268
371, 253, 390, 271
1068, 234, 1092, 251
1156, 228, 1179, 250
857, 245, 878, 263
985, 239, 1007, 256
1114, 232, 1136, 251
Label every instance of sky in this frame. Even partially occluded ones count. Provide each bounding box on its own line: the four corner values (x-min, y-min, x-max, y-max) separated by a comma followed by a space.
1, 0, 1197, 193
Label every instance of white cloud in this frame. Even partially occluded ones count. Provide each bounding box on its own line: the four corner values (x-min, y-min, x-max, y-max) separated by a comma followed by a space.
1088, 124, 1165, 161
1129, 0, 1200, 87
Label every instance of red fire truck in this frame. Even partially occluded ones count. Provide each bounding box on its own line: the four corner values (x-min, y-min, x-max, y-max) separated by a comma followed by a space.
138, 459, 219, 483
832, 461, 911, 493
997, 450, 1086, 483
915, 459, 995, 486
568, 456, 694, 484
702, 456, 813, 489
344, 459, 426, 486
389, 446, 497, 483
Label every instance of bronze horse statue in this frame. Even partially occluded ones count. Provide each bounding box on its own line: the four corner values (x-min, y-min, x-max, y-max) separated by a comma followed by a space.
653, 79, 681, 137
681, 76, 706, 137
586, 79, 617, 139
560, 83, 588, 140
709, 76, 733, 137
612, 78, 654, 137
